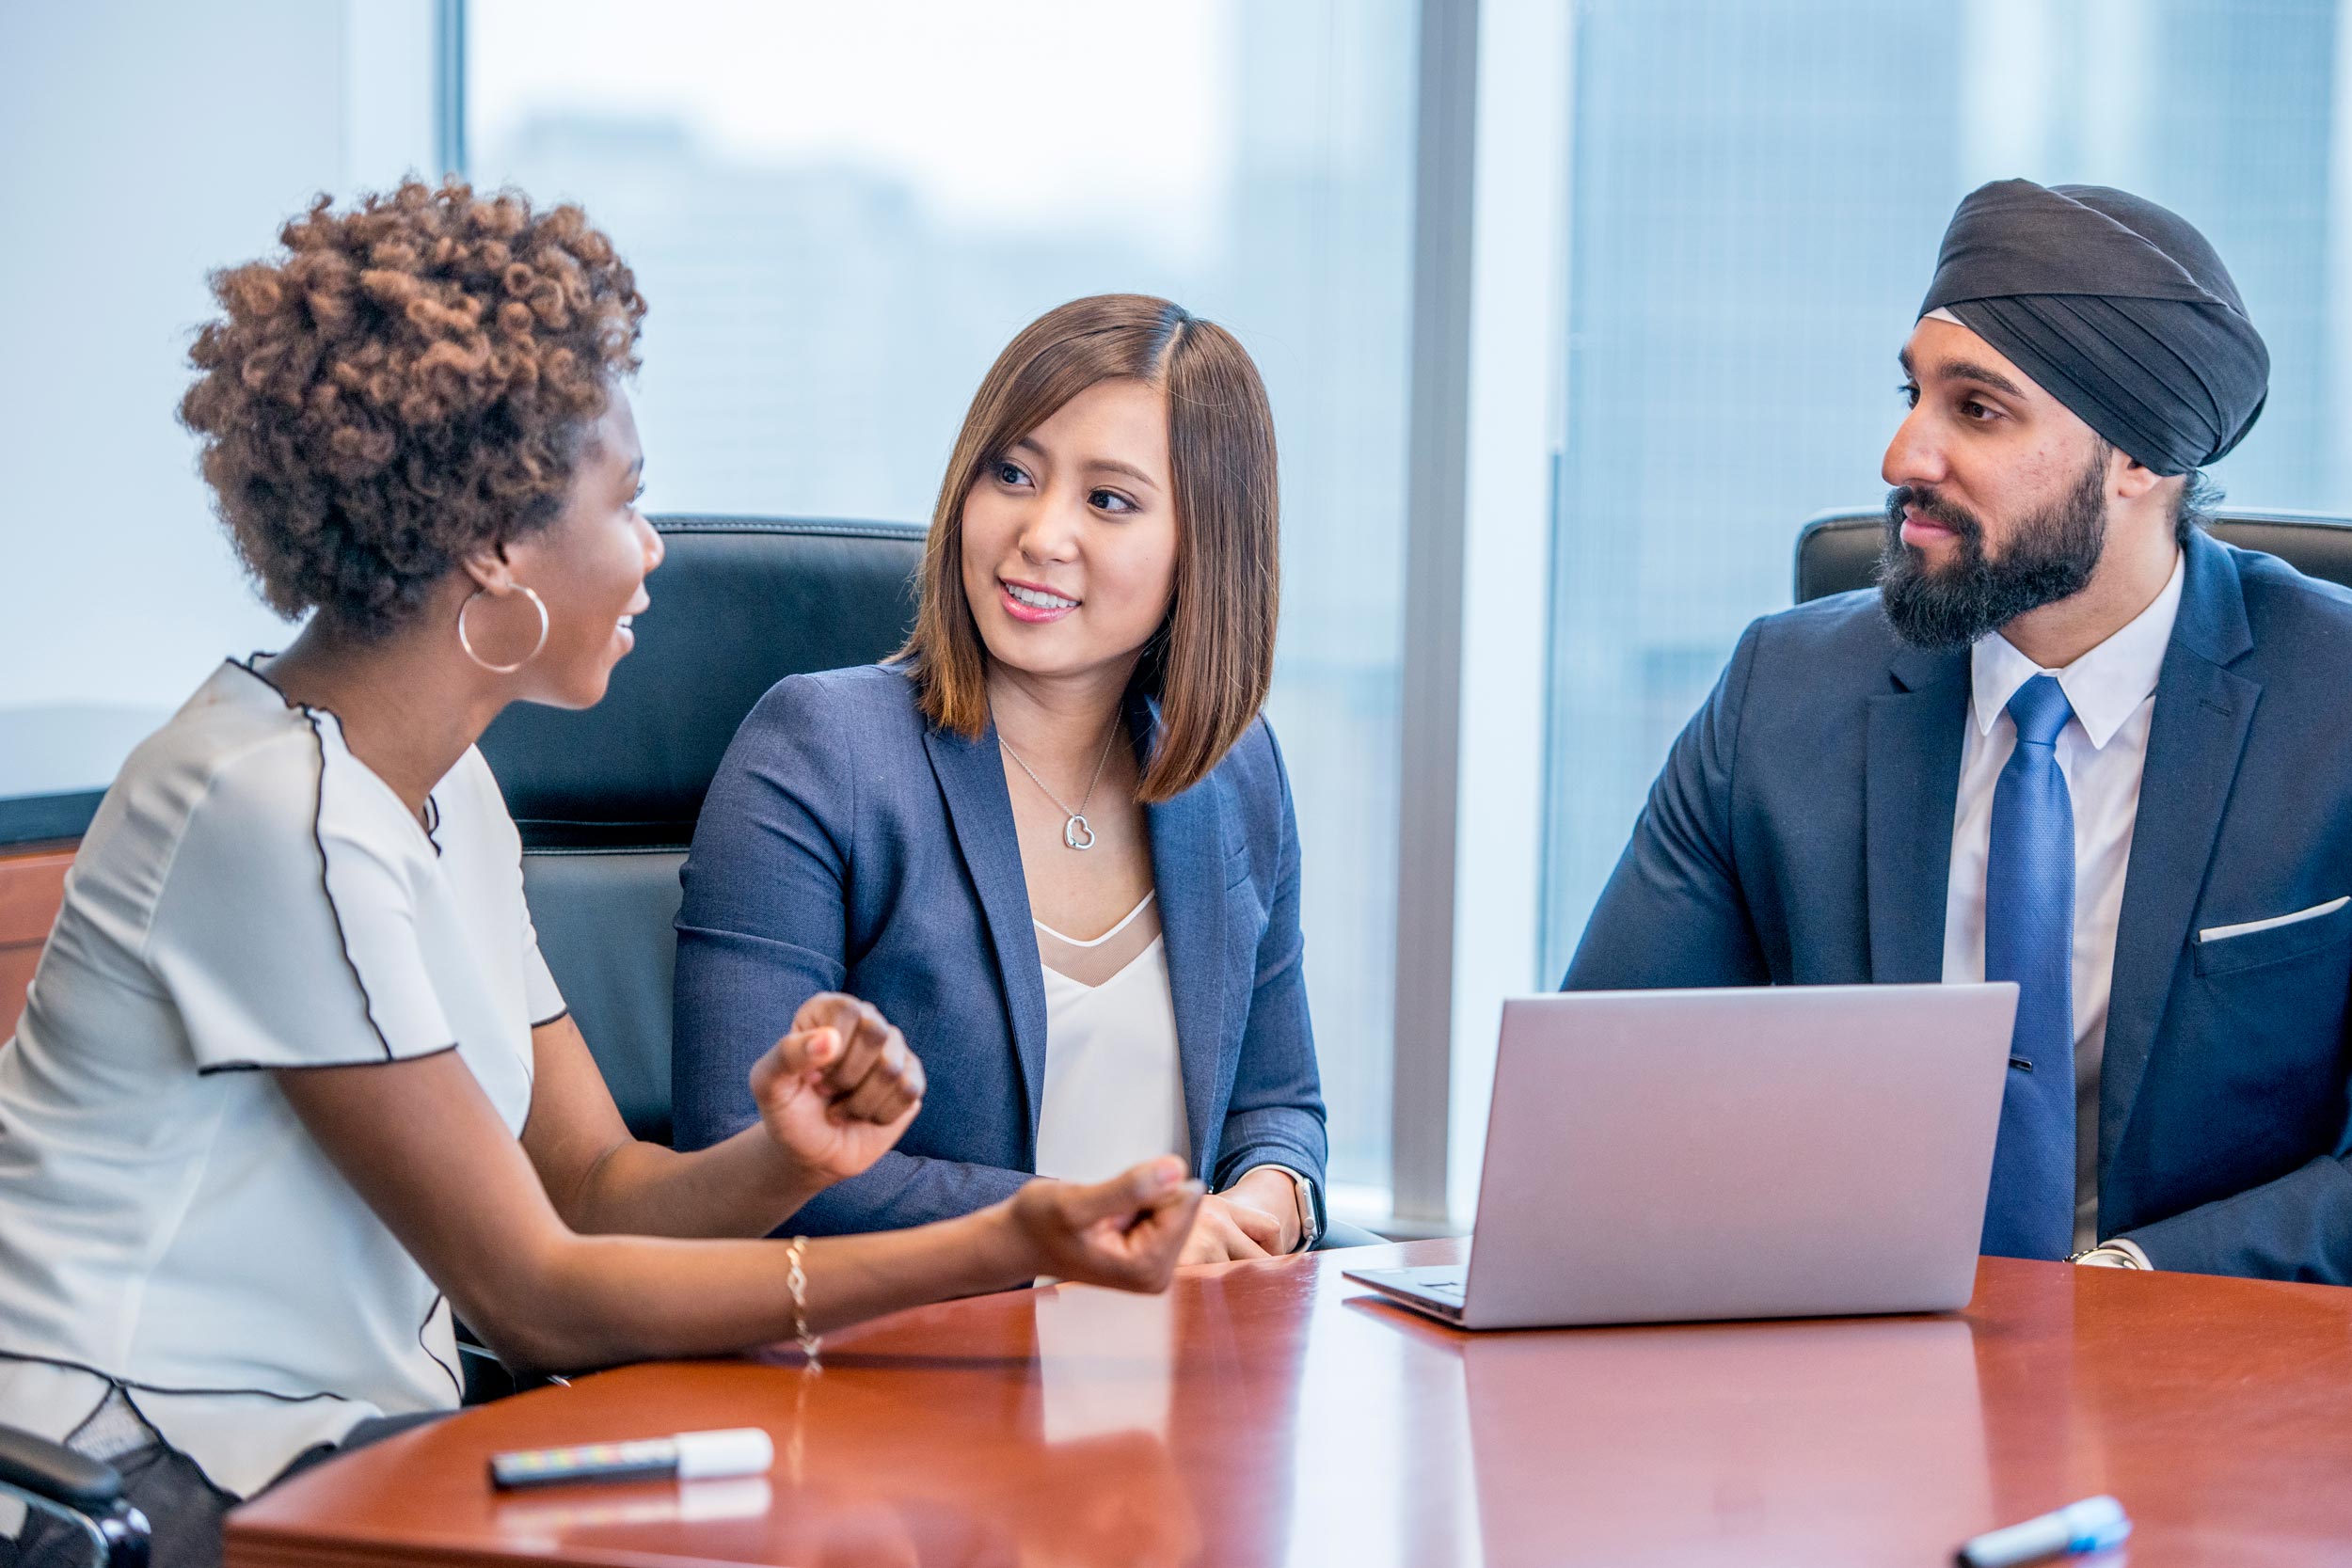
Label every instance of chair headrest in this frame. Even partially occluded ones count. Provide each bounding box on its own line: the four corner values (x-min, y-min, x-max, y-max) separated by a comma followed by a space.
480, 516, 926, 848
1793, 507, 2352, 605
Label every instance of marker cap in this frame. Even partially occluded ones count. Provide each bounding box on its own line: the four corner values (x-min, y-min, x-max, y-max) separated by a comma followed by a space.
2059, 1495, 2131, 1552
673, 1427, 773, 1481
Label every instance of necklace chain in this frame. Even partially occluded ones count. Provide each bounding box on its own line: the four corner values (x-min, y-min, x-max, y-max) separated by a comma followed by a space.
1000, 716, 1120, 851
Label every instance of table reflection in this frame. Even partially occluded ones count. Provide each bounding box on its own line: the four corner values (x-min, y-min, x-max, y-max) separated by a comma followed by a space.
1451, 1313, 1992, 1566
485, 1283, 1206, 1566
1036, 1280, 1177, 1443
493, 1476, 772, 1545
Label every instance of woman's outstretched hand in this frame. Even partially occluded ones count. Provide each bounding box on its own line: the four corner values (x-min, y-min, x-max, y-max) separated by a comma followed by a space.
749, 993, 926, 1185
1002, 1157, 1205, 1292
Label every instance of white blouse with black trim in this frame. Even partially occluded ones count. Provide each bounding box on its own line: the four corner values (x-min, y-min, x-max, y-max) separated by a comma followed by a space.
0, 657, 563, 1503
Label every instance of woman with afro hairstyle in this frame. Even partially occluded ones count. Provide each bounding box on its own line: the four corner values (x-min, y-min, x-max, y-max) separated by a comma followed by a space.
0, 182, 1201, 1565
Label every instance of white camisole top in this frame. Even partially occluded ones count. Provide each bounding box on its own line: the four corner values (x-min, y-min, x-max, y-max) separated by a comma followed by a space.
1030, 892, 1189, 1184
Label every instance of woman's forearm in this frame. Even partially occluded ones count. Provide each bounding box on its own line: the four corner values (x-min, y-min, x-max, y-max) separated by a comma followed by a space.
562, 1127, 831, 1239
282, 1049, 1062, 1380
500, 1206, 1033, 1373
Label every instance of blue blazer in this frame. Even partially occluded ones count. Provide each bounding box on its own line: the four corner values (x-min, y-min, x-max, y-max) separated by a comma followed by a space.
1565, 530, 2352, 1283
671, 663, 1327, 1234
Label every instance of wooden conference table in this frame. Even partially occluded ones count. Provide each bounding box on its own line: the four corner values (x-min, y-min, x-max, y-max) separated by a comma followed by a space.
227, 1239, 2352, 1567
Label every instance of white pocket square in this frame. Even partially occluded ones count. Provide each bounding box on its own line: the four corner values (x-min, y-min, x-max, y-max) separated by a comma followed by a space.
2198, 895, 2351, 944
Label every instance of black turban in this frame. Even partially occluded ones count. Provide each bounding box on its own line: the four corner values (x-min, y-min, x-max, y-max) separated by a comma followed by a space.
1919, 179, 2268, 475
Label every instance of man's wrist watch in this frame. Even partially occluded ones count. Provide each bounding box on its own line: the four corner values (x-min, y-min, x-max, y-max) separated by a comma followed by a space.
2066, 1243, 2146, 1269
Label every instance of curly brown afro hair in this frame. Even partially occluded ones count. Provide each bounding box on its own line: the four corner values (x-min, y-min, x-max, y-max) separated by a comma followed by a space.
180, 180, 646, 637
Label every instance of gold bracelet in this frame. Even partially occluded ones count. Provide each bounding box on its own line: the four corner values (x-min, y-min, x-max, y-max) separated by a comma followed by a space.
786, 1235, 822, 1370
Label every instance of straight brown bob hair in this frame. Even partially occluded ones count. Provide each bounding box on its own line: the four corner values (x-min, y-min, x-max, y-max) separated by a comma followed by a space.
898, 293, 1279, 802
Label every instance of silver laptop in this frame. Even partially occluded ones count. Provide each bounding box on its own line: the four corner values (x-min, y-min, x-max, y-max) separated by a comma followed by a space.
1346, 984, 2016, 1329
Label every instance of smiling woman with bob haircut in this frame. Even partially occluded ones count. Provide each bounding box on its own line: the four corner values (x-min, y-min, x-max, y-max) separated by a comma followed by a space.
674, 293, 1330, 1262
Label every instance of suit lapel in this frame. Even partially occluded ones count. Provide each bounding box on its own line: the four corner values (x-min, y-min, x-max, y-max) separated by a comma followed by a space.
1866, 646, 1970, 982
1134, 690, 1231, 1177
921, 715, 1050, 1149
2100, 533, 2259, 1170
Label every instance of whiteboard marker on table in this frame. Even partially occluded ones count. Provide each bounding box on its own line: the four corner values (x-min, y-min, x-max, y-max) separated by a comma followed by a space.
1955, 1496, 2132, 1567
489, 1428, 773, 1491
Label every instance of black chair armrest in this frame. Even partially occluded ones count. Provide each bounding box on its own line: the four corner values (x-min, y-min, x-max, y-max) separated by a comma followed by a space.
453, 1321, 563, 1404
0, 1425, 150, 1568
1315, 1219, 1390, 1250
0, 1425, 120, 1513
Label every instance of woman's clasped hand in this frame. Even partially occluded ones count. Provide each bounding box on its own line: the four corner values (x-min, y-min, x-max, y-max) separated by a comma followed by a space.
751, 993, 929, 1182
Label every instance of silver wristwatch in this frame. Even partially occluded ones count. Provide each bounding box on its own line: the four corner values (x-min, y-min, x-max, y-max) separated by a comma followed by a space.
2066, 1243, 2145, 1268
1272, 1164, 1323, 1253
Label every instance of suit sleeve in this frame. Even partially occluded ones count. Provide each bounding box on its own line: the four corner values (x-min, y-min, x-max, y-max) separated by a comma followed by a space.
669, 676, 1028, 1231
2115, 1116, 2352, 1283
1213, 723, 1329, 1200
1562, 619, 1771, 990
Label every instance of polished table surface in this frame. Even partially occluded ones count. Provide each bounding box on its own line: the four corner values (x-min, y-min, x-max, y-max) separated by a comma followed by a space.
226, 1240, 2352, 1567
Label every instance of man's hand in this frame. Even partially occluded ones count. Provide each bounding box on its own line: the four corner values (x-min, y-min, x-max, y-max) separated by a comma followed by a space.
1002, 1158, 1204, 1292
748, 993, 924, 1186
1178, 1169, 1302, 1264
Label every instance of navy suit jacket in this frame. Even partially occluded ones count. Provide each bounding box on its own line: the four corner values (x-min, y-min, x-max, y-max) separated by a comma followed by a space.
671, 662, 1327, 1234
1565, 530, 2352, 1283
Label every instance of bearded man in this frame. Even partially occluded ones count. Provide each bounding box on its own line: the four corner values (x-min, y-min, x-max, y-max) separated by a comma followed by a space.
1564, 179, 2352, 1283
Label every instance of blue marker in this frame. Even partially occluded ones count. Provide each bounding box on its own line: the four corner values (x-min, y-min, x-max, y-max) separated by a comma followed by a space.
1956, 1496, 2132, 1567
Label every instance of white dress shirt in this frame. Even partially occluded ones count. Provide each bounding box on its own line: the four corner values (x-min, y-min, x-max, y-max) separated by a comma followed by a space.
1940, 552, 2184, 1257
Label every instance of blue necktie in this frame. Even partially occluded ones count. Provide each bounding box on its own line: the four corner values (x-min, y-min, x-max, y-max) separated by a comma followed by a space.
1979, 673, 2077, 1259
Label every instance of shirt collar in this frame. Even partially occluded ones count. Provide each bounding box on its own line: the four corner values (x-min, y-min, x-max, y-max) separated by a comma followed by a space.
1968, 549, 2185, 751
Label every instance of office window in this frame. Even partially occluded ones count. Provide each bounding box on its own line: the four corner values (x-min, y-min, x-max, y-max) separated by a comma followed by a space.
468, 0, 1418, 1195
0, 1, 428, 832
1540, 0, 2352, 979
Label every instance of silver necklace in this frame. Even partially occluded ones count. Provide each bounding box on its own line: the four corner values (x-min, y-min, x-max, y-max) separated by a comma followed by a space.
999, 717, 1121, 850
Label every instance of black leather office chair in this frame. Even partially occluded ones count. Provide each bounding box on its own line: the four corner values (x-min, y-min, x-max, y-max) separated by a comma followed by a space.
477, 515, 927, 1145
1794, 506, 2352, 604
0, 1430, 149, 1566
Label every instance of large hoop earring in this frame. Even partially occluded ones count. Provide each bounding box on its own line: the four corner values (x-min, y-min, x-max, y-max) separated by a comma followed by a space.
457, 585, 549, 674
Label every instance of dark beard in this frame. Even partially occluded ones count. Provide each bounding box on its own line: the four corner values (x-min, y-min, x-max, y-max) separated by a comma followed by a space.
1877, 459, 2109, 651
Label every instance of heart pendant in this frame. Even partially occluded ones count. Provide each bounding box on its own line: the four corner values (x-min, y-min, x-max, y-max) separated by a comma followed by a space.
1064, 815, 1097, 850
